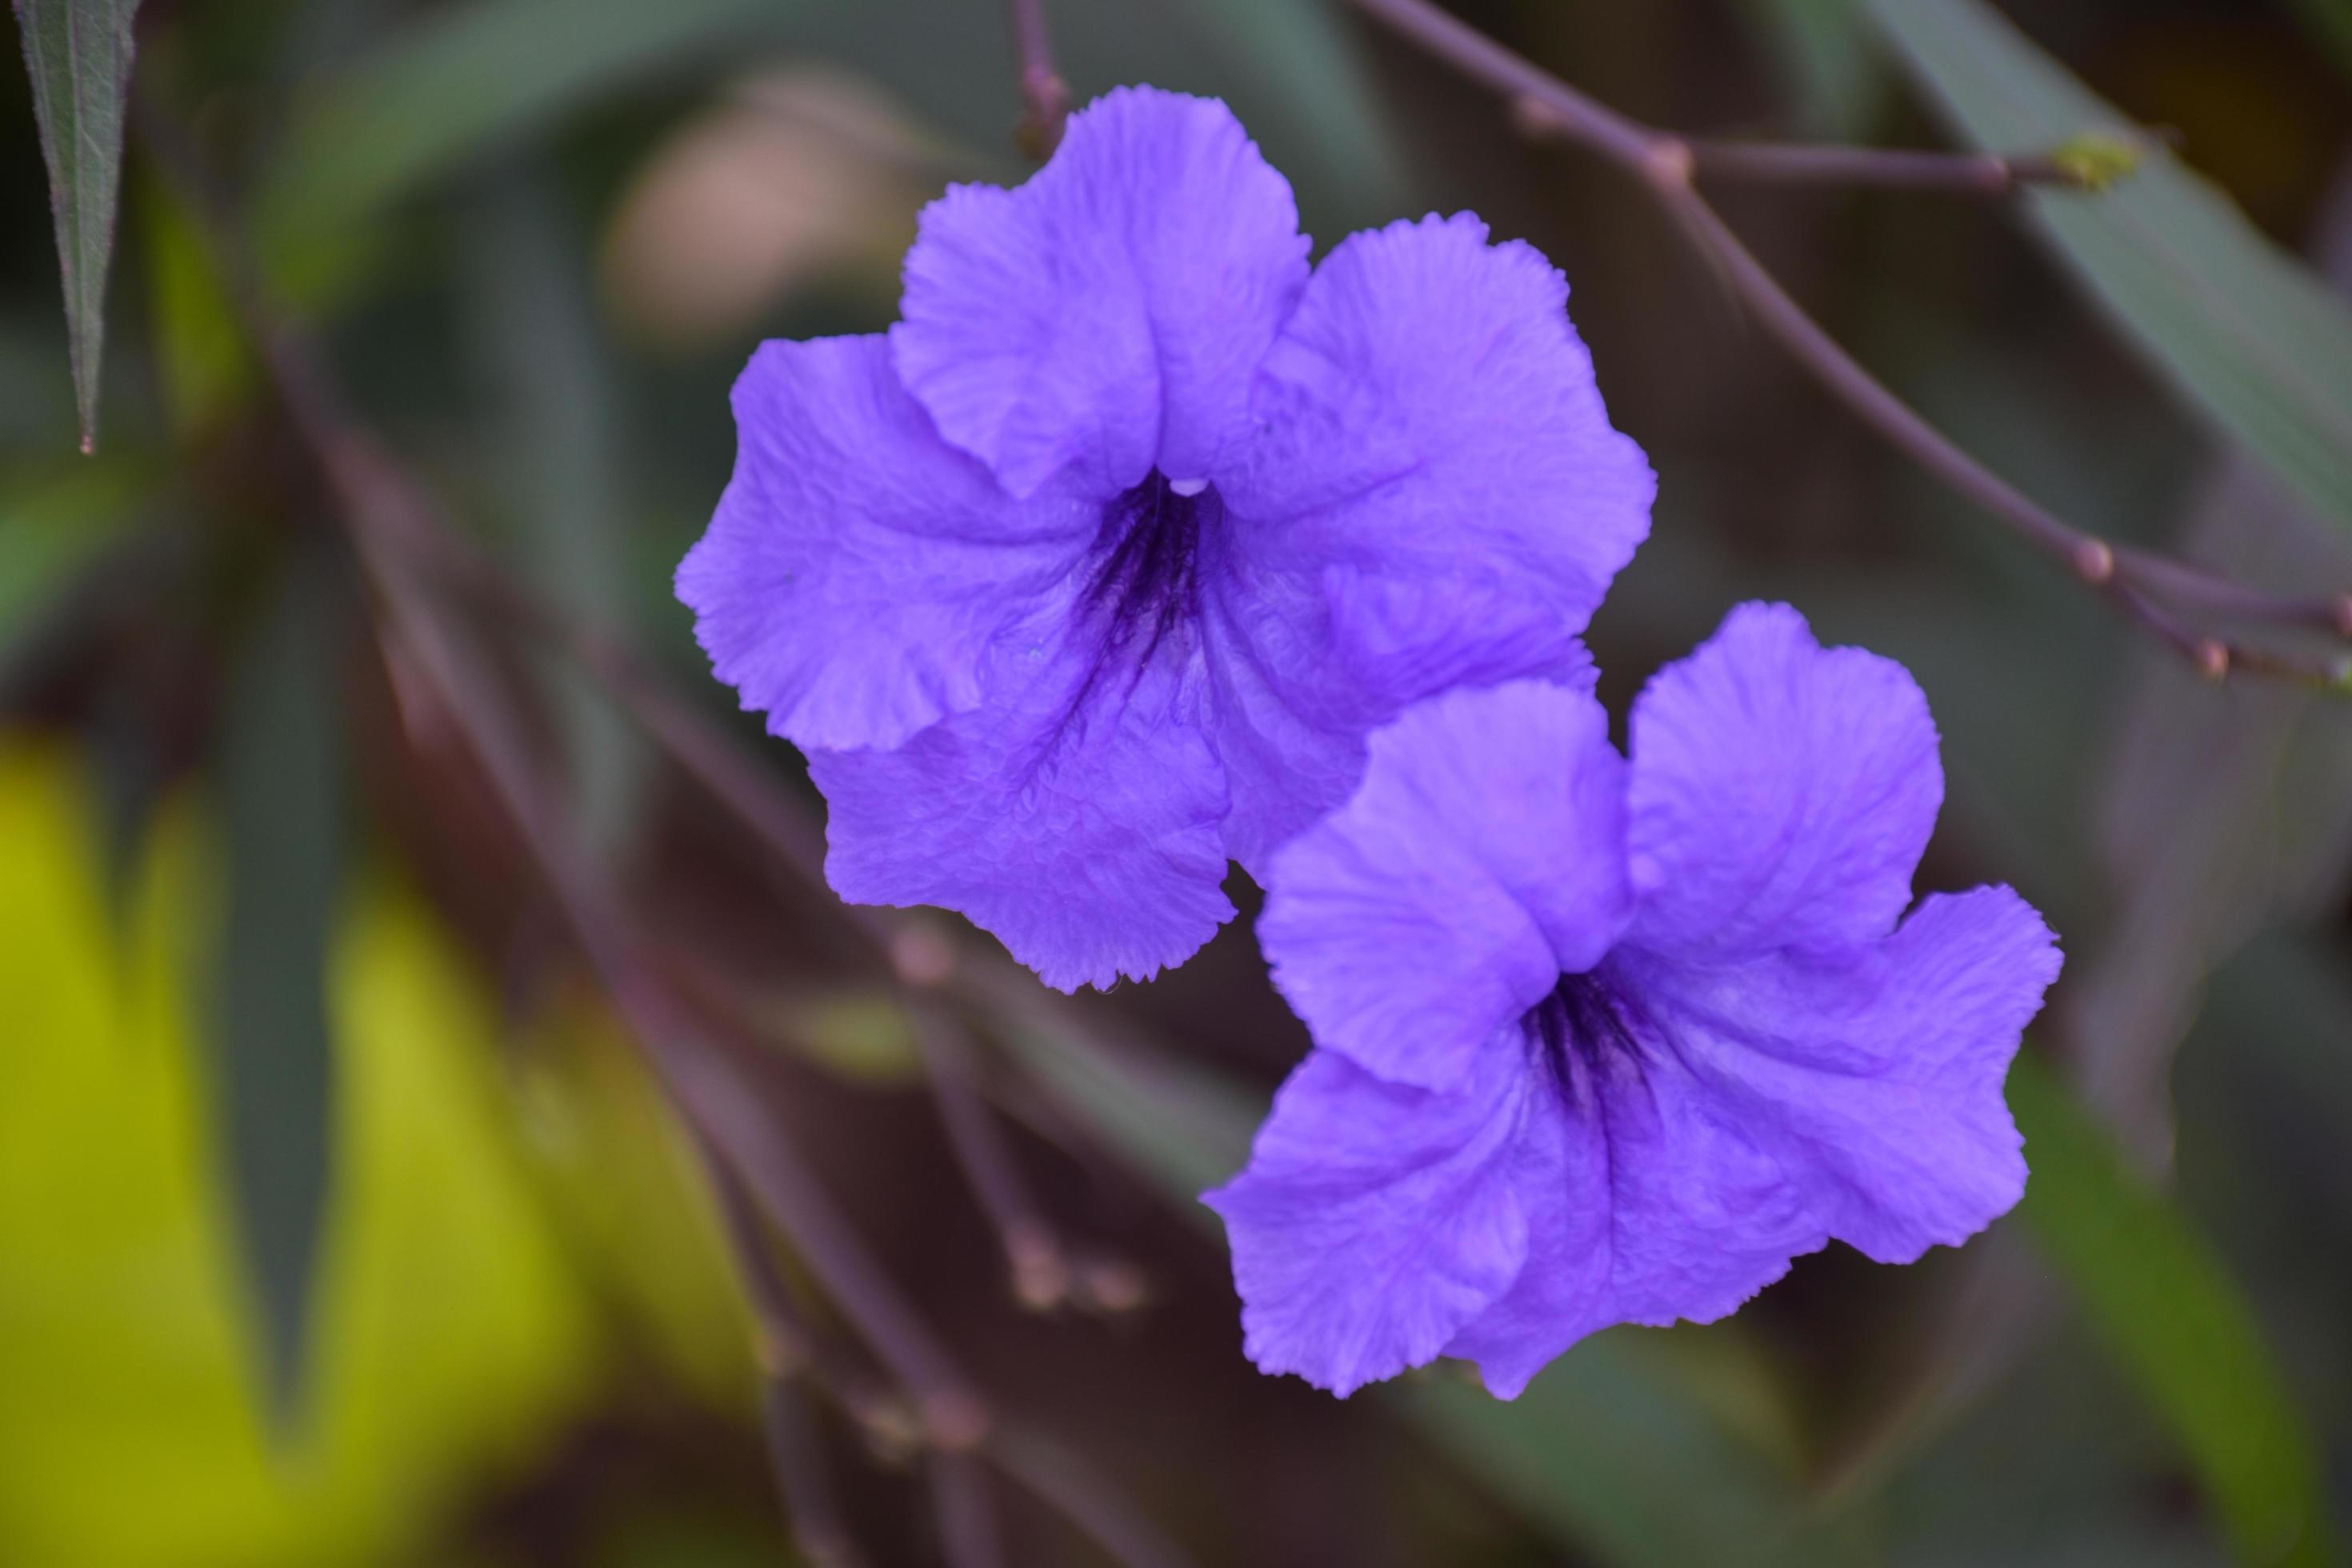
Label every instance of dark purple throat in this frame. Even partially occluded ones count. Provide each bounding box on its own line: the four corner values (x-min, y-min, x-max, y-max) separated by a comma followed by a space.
1522, 967, 1649, 1105
1082, 470, 1219, 670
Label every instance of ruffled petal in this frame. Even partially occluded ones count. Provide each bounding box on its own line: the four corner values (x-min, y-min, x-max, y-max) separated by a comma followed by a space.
891, 87, 1309, 498
1203, 1044, 1534, 1397
1202, 558, 1598, 866
1625, 602, 1943, 960
1258, 681, 1631, 1090
810, 630, 1235, 992
1626, 885, 2061, 1264
677, 336, 1093, 752
1205, 214, 1650, 858
1445, 1035, 1822, 1398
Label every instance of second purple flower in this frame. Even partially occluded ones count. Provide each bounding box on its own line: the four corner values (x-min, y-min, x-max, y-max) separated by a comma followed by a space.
677, 86, 1653, 990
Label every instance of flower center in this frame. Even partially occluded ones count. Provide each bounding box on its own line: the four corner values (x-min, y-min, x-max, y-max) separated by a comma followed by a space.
1521, 967, 1647, 1106
1081, 470, 1218, 670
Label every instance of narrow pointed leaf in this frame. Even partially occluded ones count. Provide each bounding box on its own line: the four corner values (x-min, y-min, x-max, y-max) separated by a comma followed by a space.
1871, 0, 2352, 538
2008, 1053, 2337, 1567
12, 0, 142, 451
213, 549, 347, 1422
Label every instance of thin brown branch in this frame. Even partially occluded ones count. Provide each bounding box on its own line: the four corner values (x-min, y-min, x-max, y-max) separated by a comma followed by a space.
1005, 0, 1071, 159
1682, 139, 2107, 194
153, 92, 1202, 1568
916, 1005, 1072, 1310
1346, 0, 2352, 686
930, 1451, 1010, 1568
706, 1159, 870, 1568
988, 1428, 1197, 1568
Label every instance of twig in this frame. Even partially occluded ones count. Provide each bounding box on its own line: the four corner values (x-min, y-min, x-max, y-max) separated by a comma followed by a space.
151, 89, 1201, 1568
1679, 136, 2151, 194
988, 1428, 1197, 1568
930, 1451, 1010, 1568
915, 1005, 1072, 1311
1005, 0, 1070, 159
1348, 0, 2352, 686
707, 1159, 869, 1568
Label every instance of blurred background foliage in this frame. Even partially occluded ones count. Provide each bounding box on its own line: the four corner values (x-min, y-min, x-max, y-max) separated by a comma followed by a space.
4, 0, 2352, 1563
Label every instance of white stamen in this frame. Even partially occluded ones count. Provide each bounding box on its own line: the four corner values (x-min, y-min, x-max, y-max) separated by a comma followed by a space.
1166, 476, 1209, 498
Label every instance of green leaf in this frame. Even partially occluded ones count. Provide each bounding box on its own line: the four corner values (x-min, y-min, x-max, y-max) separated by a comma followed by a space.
461, 163, 646, 854
0, 742, 602, 1566
1870, 0, 2352, 541
254, 0, 805, 287
2008, 1053, 2338, 1567
11, 0, 141, 452
1733, 0, 1885, 136
999, 1019, 1860, 1567
139, 169, 255, 442
212, 550, 347, 1423
0, 461, 145, 659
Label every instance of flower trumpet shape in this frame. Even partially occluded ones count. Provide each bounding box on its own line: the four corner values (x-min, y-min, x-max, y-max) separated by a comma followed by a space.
1206, 604, 2062, 1397
677, 86, 1652, 990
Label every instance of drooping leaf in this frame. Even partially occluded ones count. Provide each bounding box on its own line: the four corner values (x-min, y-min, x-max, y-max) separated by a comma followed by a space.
1870, 0, 2352, 540
11, 0, 142, 451
0, 742, 602, 1566
211, 549, 347, 1422
999, 1018, 1861, 1567
462, 162, 646, 854
2008, 1053, 2338, 1567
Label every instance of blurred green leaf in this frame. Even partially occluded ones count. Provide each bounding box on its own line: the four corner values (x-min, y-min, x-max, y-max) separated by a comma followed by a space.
2009, 1052, 2337, 1567
255, 0, 807, 285
10, 0, 139, 452
463, 164, 646, 853
0, 462, 144, 658
1734, 0, 1884, 135
1002, 1019, 1860, 1567
0, 742, 602, 1566
212, 550, 346, 1423
1871, 0, 2352, 540
139, 170, 255, 441
514, 999, 755, 1411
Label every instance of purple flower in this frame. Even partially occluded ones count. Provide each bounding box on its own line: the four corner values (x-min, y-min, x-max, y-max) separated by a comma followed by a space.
1204, 604, 2061, 1398
675, 86, 1652, 990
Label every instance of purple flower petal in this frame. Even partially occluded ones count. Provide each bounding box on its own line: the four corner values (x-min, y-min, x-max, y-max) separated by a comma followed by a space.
1202, 561, 1600, 868
1259, 680, 1632, 1090
677, 336, 1093, 751
1625, 602, 1943, 960
1204, 213, 1650, 859
1626, 884, 2060, 1263
891, 87, 1310, 499
1444, 1022, 1823, 1398
1215, 604, 2061, 1399
1203, 1045, 1534, 1397
811, 626, 1234, 992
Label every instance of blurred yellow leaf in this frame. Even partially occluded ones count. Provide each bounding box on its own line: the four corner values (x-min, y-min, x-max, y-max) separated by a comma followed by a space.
0, 739, 602, 1566
513, 994, 756, 1411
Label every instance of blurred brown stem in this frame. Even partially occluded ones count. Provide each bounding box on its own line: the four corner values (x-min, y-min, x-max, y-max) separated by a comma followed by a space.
1005, 0, 1070, 158
1682, 138, 2114, 194
916, 1006, 1073, 1311
1347, 0, 2352, 687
